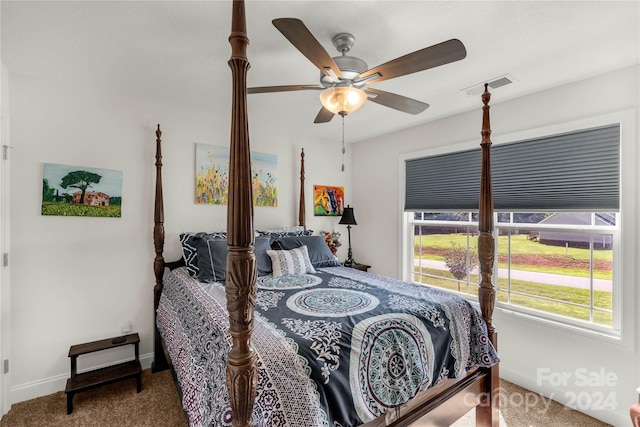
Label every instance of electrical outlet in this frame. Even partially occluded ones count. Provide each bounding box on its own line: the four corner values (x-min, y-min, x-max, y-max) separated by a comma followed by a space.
120, 320, 132, 334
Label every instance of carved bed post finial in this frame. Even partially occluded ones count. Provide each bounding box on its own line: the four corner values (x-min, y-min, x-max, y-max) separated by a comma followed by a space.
299, 148, 306, 229
478, 83, 496, 340
226, 1, 257, 426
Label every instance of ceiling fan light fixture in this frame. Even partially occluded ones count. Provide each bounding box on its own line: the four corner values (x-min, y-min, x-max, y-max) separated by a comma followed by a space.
319, 86, 367, 116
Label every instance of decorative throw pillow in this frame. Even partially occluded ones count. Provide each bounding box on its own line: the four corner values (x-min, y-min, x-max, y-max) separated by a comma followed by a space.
254, 237, 273, 276
196, 235, 273, 283
194, 235, 227, 283
179, 231, 227, 277
272, 235, 340, 268
257, 229, 314, 244
266, 246, 317, 277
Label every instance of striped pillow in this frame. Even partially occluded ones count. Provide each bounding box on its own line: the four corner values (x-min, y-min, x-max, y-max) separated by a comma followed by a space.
267, 246, 317, 277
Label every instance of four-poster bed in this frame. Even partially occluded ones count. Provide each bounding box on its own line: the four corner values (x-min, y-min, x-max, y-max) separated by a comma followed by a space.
152, 1, 499, 426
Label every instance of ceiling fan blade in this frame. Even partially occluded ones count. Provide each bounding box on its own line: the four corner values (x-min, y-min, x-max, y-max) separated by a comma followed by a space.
314, 107, 335, 123
365, 88, 429, 114
248, 84, 321, 94
359, 39, 466, 84
272, 18, 342, 78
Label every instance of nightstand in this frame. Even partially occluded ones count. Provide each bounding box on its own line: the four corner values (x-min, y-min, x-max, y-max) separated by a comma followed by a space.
344, 262, 371, 272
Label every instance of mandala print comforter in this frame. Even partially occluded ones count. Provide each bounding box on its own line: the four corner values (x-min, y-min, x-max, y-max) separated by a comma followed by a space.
156, 266, 499, 427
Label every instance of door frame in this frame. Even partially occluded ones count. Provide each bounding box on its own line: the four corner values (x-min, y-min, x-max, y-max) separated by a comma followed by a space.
0, 109, 12, 415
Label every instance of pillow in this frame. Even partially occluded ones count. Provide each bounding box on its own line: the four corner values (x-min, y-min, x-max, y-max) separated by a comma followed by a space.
267, 246, 317, 277
179, 231, 227, 277
272, 235, 340, 268
254, 237, 273, 276
196, 236, 227, 283
257, 229, 314, 244
195, 235, 273, 283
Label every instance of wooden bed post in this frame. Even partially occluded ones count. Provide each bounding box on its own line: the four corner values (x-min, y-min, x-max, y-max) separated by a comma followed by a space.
299, 148, 306, 229
152, 124, 169, 373
476, 83, 499, 427
226, 1, 258, 426
478, 83, 496, 339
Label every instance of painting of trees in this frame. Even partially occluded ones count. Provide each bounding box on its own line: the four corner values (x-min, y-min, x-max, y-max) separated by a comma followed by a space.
41, 163, 122, 217
60, 170, 102, 204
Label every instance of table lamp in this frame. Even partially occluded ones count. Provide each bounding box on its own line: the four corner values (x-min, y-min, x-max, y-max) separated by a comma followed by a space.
339, 205, 358, 267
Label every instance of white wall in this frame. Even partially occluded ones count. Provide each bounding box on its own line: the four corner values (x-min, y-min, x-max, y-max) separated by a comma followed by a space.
351, 65, 640, 426
6, 73, 351, 403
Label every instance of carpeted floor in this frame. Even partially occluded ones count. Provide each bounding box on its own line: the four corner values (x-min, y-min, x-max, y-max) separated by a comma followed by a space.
0, 369, 187, 427
447, 380, 611, 427
0, 369, 611, 426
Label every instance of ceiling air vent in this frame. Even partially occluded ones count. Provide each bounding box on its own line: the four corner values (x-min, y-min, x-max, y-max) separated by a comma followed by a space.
462, 74, 516, 97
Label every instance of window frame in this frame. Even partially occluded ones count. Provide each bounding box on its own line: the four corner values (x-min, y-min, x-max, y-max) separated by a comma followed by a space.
398, 110, 636, 349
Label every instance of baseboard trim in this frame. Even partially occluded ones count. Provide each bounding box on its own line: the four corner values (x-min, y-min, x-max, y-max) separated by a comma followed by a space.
500, 365, 628, 427
10, 352, 153, 405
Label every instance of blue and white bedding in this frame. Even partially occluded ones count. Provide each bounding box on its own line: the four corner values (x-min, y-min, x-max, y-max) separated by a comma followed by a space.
156, 266, 499, 427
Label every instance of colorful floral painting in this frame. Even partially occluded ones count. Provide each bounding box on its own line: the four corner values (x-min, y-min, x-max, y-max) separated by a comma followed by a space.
313, 185, 344, 216
195, 144, 229, 205
195, 144, 277, 207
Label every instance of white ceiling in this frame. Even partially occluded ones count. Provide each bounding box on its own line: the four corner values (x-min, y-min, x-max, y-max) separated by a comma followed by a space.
2, 1, 639, 143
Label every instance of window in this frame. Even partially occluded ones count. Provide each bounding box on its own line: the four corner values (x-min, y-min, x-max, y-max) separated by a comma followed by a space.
409, 211, 617, 330
403, 121, 625, 336
411, 212, 479, 295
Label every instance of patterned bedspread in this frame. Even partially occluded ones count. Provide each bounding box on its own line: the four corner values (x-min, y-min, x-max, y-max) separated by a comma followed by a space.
156, 266, 499, 427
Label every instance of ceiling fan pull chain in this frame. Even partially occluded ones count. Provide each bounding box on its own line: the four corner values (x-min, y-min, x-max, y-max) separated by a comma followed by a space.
341, 115, 345, 172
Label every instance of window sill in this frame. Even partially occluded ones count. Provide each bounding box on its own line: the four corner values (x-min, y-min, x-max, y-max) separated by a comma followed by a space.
492, 303, 633, 352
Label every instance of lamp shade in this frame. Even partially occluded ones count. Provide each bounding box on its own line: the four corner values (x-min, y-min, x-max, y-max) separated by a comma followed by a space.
319, 87, 367, 116
339, 205, 358, 225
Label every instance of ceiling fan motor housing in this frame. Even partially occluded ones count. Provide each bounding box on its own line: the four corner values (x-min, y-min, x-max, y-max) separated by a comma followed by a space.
320, 55, 369, 88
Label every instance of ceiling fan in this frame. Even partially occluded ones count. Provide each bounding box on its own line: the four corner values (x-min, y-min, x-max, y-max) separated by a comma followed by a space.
248, 18, 467, 123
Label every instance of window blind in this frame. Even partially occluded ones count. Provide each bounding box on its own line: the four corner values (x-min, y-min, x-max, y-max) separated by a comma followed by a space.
405, 124, 620, 212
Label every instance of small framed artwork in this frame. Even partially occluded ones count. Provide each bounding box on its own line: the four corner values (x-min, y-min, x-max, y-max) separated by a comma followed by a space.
313, 185, 344, 216
41, 163, 123, 218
